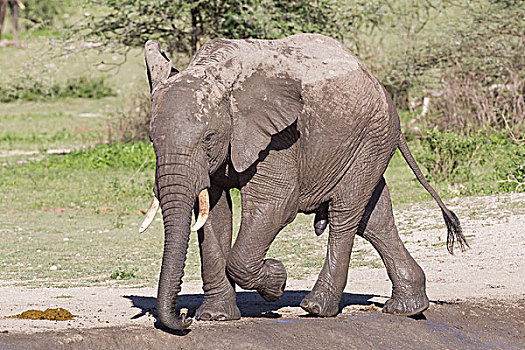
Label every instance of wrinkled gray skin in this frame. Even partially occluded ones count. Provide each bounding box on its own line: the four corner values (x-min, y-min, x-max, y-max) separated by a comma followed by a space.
145, 34, 467, 331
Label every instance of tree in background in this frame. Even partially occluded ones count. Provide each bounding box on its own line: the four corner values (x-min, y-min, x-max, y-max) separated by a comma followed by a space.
81, 0, 382, 56
0, 0, 61, 41
22, 0, 61, 28
81, 0, 523, 191
0, 0, 21, 41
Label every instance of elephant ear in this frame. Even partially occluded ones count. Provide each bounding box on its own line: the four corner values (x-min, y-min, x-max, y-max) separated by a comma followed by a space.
144, 40, 179, 93
230, 70, 303, 173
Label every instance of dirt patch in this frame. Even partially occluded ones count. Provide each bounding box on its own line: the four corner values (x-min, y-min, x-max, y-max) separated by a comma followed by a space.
0, 298, 523, 349
0, 193, 523, 348
10, 308, 75, 321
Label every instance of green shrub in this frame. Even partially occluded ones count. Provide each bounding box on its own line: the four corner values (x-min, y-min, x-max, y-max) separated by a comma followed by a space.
59, 77, 116, 99
23, 0, 62, 28
412, 129, 487, 183
412, 129, 524, 195
41, 142, 155, 171
0, 76, 116, 102
111, 93, 152, 143
110, 267, 137, 280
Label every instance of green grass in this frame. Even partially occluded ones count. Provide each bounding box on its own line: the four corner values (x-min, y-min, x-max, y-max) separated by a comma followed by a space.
0, 76, 116, 103
0, 15, 522, 288
0, 202, 384, 287
384, 150, 443, 205
1, 128, 521, 286
0, 210, 168, 286
0, 111, 105, 152
0, 143, 155, 213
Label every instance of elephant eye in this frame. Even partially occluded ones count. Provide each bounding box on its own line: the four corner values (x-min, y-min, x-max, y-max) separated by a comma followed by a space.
203, 132, 215, 144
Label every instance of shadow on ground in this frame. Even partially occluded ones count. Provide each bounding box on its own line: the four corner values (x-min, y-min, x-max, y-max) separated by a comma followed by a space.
1, 288, 522, 349
2, 297, 523, 350
124, 290, 384, 321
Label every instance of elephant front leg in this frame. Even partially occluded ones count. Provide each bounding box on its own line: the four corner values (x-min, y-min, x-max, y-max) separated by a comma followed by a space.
226, 204, 295, 302
359, 177, 429, 316
196, 186, 240, 321
226, 164, 299, 303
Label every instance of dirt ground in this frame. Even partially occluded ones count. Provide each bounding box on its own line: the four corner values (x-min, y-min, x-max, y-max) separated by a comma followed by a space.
1, 193, 524, 349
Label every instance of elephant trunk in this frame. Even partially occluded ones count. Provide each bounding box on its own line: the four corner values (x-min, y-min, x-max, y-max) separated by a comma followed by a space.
155, 156, 208, 330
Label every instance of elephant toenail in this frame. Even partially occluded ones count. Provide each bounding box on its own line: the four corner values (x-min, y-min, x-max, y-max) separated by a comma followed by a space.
199, 312, 211, 321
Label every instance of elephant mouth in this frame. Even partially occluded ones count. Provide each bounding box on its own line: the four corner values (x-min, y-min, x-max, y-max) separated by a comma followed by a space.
139, 189, 210, 233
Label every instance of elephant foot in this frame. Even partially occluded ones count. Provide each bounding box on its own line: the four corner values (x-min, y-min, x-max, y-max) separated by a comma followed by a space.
196, 298, 241, 321
382, 289, 429, 316
256, 258, 287, 302
300, 290, 340, 317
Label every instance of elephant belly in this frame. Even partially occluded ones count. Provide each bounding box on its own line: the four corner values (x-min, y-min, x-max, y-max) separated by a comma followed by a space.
296, 69, 399, 212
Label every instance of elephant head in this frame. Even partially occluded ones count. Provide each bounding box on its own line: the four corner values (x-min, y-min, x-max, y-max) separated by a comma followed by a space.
140, 40, 303, 330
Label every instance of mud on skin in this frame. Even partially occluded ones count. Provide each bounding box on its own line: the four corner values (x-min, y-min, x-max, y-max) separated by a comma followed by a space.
141, 34, 468, 330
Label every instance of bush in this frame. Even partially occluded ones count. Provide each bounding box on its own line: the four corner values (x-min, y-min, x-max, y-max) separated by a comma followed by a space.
41, 142, 155, 171
422, 1, 524, 137
110, 93, 152, 143
0, 76, 116, 102
59, 77, 116, 99
110, 267, 137, 280
412, 129, 524, 194
374, 1, 524, 139
81, 0, 382, 56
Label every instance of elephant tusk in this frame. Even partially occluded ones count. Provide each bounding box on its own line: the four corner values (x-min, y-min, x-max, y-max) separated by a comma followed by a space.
191, 189, 209, 231
139, 196, 160, 233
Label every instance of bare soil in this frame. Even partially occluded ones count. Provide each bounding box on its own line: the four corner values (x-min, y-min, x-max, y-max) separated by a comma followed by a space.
1, 193, 524, 349
1, 298, 523, 349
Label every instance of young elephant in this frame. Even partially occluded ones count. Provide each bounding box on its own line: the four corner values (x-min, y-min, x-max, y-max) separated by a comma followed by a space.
139, 34, 468, 331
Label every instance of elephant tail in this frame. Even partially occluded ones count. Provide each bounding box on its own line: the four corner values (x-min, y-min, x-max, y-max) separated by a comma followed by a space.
397, 133, 469, 254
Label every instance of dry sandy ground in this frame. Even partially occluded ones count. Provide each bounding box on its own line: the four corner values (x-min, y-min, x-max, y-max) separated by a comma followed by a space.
0, 193, 524, 349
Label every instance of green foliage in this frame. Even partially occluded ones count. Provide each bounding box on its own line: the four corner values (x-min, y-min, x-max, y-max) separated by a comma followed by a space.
0, 142, 155, 212
412, 130, 525, 194
379, 1, 524, 136
412, 129, 488, 183
22, 0, 62, 28
0, 76, 116, 102
110, 267, 137, 280
60, 77, 116, 99
82, 0, 382, 55
41, 142, 155, 171
0, 76, 59, 102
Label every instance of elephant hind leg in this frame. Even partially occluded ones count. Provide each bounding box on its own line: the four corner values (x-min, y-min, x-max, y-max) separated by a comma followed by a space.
359, 177, 429, 316
301, 145, 392, 317
302, 179, 382, 317
300, 193, 361, 317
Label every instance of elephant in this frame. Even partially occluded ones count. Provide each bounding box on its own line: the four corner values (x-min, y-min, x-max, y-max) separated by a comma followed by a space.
0, 0, 20, 41
139, 34, 468, 331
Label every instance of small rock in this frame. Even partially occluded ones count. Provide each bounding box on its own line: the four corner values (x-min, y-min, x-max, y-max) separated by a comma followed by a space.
50, 265, 58, 271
